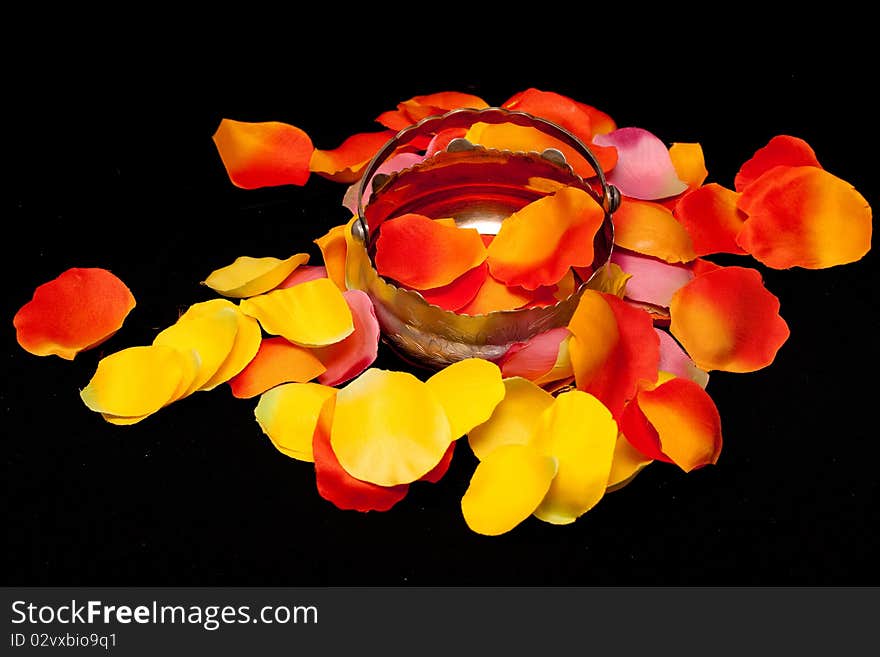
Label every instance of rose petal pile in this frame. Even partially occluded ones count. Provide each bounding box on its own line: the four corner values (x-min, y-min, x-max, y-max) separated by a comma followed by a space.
13, 88, 872, 536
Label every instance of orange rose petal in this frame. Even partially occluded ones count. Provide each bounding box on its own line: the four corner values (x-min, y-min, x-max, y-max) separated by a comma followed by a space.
669, 266, 790, 372
312, 290, 380, 387
14, 267, 135, 360
228, 337, 327, 399
314, 394, 410, 512
309, 130, 395, 183
568, 291, 660, 418
374, 213, 487, 289
314, 223, 350, 291
461, 444, 558, 536
239, 278, 354, 347
613, 198, 696, 263
465, 122, 617, 178
417, 262, 488, 311
399, 91, 489, 123
458, 273, 532, 315
575, 100, 617, 136
736, 165, 872, 269
80, 345, 187, 417
426, 128, 468, 157
375, 109, 413, 131
330, 369, 452, 486
637, 377, 722, 472
668, 142, 708, 189
487, 186, 604, 290
202, 253, 310, 299
503, 88, 594, 143
734, 135, 821, 191
212, 119, 313, 189
254, 382, 336, 462
673, 183, 748, 256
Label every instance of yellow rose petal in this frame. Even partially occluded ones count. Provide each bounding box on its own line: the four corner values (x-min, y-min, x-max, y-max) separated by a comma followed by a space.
607, 432, 653, 492
153, 307, 240, 395
254, 382, 337, 462
467, 377, 554, 460
532, 390, 618, 525
202, 253, 310, 298
180, 299, 262, 389
461, 444, 558, 536
330, 369, 452, 486
239, 278, 354, 347
426, 358, 505, 438
314, 224, 348, 291
80, 345, 187, 417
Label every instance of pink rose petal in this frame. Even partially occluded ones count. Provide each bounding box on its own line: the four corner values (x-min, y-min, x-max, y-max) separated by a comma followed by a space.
276, 265, 329, 289
497, 327, 570, 381
656, 329, 709, 389
612, 249, 694, 308
593, 127, 688, 200
311, 290, 380, 386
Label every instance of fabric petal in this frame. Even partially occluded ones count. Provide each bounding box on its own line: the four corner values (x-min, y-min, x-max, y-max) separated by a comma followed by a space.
276, 265, 329, 289
465, 122, 617, 178
309, 130, 394, 183
607, 432, 652, 492
468, 377, 555, 460
153, 307, 240, 395
425, 128, 468, 157
656, 328, 709, 388
330, 369, 452, 486
425, 358, 505, 439
502, 88, 594, 143
376, 91, 490, 129
613, 198, 696, 263
587, 262, 631, 298
314, 392, 410, 512
254, 382, 336, 462
314, 224, 349, 291
574, 100, 617, 136
374, 213, 487, 289
239, 278, 354, 347
342, 152, 426, 214
611, 249, 695, 308
497, 327, 571, 383
416, 262, 488, 311
419, 442, 456, 484
669, 266, 790, 372
736, 165, 872, 269
593, 127, 688, 200
673, 183, 748, 256
228, 337, 326, 399
668, 142, 708, 189
532, 390, 618, 524
734, 135, 821, 192
179, 299, 262, 390
457, 273, 532, 315
487, 186, 605, 290
80, 345, 187, 417
461, 444, 558, 536
568, 291, 660, 418
202, 253, 310, 299
312, 289, 380, 387
212, 119, 313, 189
14, 267, 135, 360
636, 377, 722, 472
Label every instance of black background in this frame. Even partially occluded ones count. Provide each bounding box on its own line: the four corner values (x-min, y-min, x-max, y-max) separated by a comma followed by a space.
4, 23, 878, 586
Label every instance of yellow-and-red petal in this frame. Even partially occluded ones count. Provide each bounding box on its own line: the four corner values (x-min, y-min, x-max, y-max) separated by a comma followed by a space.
309, 131, 395, 183
532, 390, 618, 524
487, 186, 604, 290
14, 267, 136, 360
254, 382, 336, 462
497, 327, 571, 383
314, 223, 350, 292
239, 278, 354, 347
374, 213, 487, 289
461, 444, 558, 536
669, 266, 790, 372
568, 291, 660, 418
502, 88, 594, 143
736, 165, 872, 269
202, 253, 310, 299
311, 290, 380, 387
668, 142, 708, 189
607, 432, 653, 492
228, 337, 327, 399
378, 91, 490, 128
613, 198, 696, 263
212, 119, 313, 189
425, 358, 505, 439
734, 135, 821, 192
330, 369, 452, 486
673, 183, 748, 256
